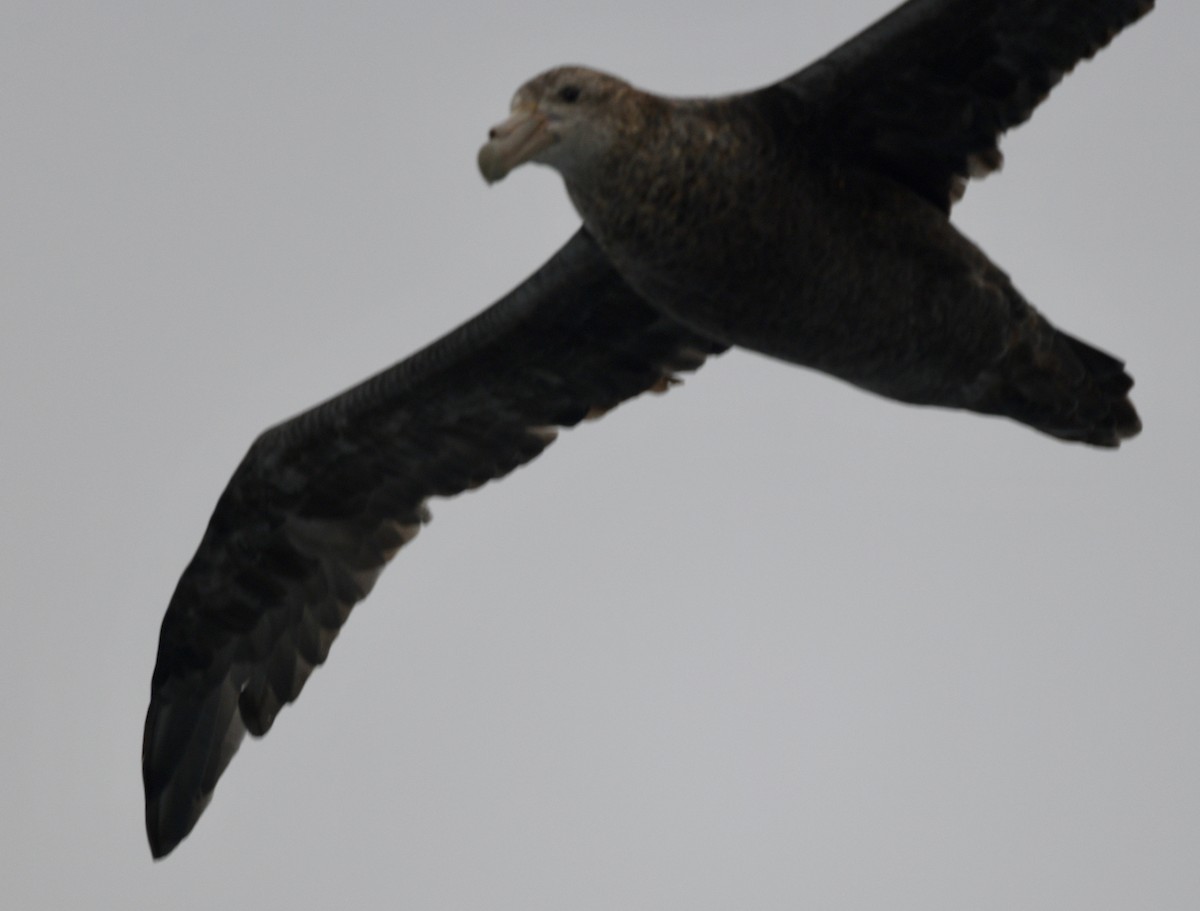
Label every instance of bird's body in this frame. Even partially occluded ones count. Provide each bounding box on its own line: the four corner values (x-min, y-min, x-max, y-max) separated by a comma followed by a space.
144, 0, 1155, 858
568, 91, 1011, 399
505, 71, 1139, 443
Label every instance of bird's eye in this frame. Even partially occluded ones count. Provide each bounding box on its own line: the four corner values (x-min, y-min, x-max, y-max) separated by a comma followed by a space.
557, 85, 581, 103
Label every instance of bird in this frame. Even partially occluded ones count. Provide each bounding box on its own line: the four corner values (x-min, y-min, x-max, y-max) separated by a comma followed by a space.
143, 0, 1154, 858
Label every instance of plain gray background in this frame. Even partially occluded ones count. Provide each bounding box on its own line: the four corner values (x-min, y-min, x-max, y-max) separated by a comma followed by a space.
2, 1, 1196, 908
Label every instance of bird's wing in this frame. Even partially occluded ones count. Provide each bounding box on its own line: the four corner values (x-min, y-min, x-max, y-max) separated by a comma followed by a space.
143, 228, 725, 858
756, 0, 1153, 212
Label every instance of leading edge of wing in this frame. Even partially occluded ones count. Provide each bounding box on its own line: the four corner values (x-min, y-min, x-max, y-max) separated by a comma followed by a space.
142, 228, 726, 858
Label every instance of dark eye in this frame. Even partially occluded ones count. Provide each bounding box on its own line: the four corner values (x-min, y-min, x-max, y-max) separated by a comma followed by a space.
557, 84, 581, 103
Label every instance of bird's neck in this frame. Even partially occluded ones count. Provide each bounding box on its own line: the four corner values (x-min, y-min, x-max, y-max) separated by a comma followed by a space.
565, 97, 780, 293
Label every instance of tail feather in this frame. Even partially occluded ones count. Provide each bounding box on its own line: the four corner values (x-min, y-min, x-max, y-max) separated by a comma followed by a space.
974, 318, 1141, 448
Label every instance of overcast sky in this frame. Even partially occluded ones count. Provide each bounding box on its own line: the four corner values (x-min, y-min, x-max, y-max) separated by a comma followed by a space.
2, 1, 1197, 909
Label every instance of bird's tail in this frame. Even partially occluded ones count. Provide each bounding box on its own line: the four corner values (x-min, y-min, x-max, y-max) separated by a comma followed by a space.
972, 315, 1141, 447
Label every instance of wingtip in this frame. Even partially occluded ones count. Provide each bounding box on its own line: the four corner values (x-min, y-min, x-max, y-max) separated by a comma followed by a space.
147, 825, 178, 861
145, 796, 183, 859
142, 662, 247, 860
144, 780, 199, 860
144, 774, 218, 860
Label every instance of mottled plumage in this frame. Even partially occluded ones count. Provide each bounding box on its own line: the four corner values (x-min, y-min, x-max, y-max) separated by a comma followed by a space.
145, 0, 1153, 858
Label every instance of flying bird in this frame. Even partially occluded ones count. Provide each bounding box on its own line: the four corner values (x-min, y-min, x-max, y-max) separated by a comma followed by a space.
144, 0, 1154, 858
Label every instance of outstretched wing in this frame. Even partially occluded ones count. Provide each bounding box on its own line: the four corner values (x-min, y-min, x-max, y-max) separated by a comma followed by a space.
143, 228, 725, 858
757, 0, 1154, 211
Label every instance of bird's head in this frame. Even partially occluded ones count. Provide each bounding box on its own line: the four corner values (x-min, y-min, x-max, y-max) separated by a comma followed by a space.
477, 66, 635, 185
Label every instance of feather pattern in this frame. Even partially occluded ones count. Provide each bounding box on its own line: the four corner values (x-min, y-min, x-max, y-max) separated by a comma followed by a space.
143, 229, 724, 857
762, 0, 1154, 211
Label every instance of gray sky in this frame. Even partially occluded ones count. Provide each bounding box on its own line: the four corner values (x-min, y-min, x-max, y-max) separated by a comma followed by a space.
3, 1, 1197, 908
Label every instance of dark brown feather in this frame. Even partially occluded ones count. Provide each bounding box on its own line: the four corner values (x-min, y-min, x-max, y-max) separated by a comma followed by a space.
142, 229, 724, 857
761, 0, 1154, 211
145, 0, 1156, 859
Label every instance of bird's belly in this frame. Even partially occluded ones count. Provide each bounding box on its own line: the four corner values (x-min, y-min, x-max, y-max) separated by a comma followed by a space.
613, 192, 1015, 408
